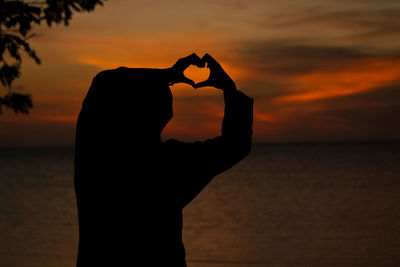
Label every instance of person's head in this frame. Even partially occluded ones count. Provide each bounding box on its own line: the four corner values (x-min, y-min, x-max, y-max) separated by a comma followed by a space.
84, 67, 173, 143
138, 78, 173, 136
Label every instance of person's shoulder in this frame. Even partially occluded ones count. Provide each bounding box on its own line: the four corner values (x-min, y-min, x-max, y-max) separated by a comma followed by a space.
162, 139, 198, 150
163, 138, 184, 146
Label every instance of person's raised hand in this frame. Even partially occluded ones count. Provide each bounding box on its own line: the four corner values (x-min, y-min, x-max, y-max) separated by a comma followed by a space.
168, 53, 205, 87
194, 54, 236, 91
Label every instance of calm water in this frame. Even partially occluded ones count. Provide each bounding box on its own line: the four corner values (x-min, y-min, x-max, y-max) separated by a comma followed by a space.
0, 143, 399, 267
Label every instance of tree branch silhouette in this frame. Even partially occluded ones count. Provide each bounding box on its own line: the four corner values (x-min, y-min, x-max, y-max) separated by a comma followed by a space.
0, 0, 104, 114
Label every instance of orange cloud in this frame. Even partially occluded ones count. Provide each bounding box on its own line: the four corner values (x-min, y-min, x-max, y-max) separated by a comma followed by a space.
254, 112, 275, 123
276, 58, 400, 102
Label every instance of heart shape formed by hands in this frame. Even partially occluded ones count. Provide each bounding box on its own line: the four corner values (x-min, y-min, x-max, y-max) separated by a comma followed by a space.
170, 53, 236, 91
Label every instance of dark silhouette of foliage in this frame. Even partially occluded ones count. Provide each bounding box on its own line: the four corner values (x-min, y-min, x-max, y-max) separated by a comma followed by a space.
0, 0, 104, 114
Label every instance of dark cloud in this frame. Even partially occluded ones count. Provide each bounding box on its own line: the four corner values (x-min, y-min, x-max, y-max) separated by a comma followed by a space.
233, 37, 400, 142
315, 81, 400, 130
271, 7, 400, 39
280, 81, 400, 141
238, 79, 290, 99
236, 40, 400, 77
237, 41, 371, 75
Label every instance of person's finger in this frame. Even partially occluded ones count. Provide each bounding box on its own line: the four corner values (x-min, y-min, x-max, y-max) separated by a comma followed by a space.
194, 79, 211, 89
185, 53, 204, 68
178, 75, 195, 87
202, 53, 220, 69
177, 53, 203, 71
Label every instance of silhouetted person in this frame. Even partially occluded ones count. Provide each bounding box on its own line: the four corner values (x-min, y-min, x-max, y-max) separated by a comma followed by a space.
74, 54, 253, 266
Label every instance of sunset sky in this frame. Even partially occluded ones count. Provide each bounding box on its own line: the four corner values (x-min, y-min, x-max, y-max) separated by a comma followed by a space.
1, 0, 399, 146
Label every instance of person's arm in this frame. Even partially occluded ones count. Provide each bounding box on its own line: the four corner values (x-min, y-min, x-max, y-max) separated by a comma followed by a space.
166, 54, 253, 208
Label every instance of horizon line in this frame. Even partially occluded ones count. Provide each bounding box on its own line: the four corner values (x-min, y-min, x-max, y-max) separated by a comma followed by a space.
0, 139, 399, 149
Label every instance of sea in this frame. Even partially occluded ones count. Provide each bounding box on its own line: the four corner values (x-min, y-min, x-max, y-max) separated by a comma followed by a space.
0, 142, 399, 267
